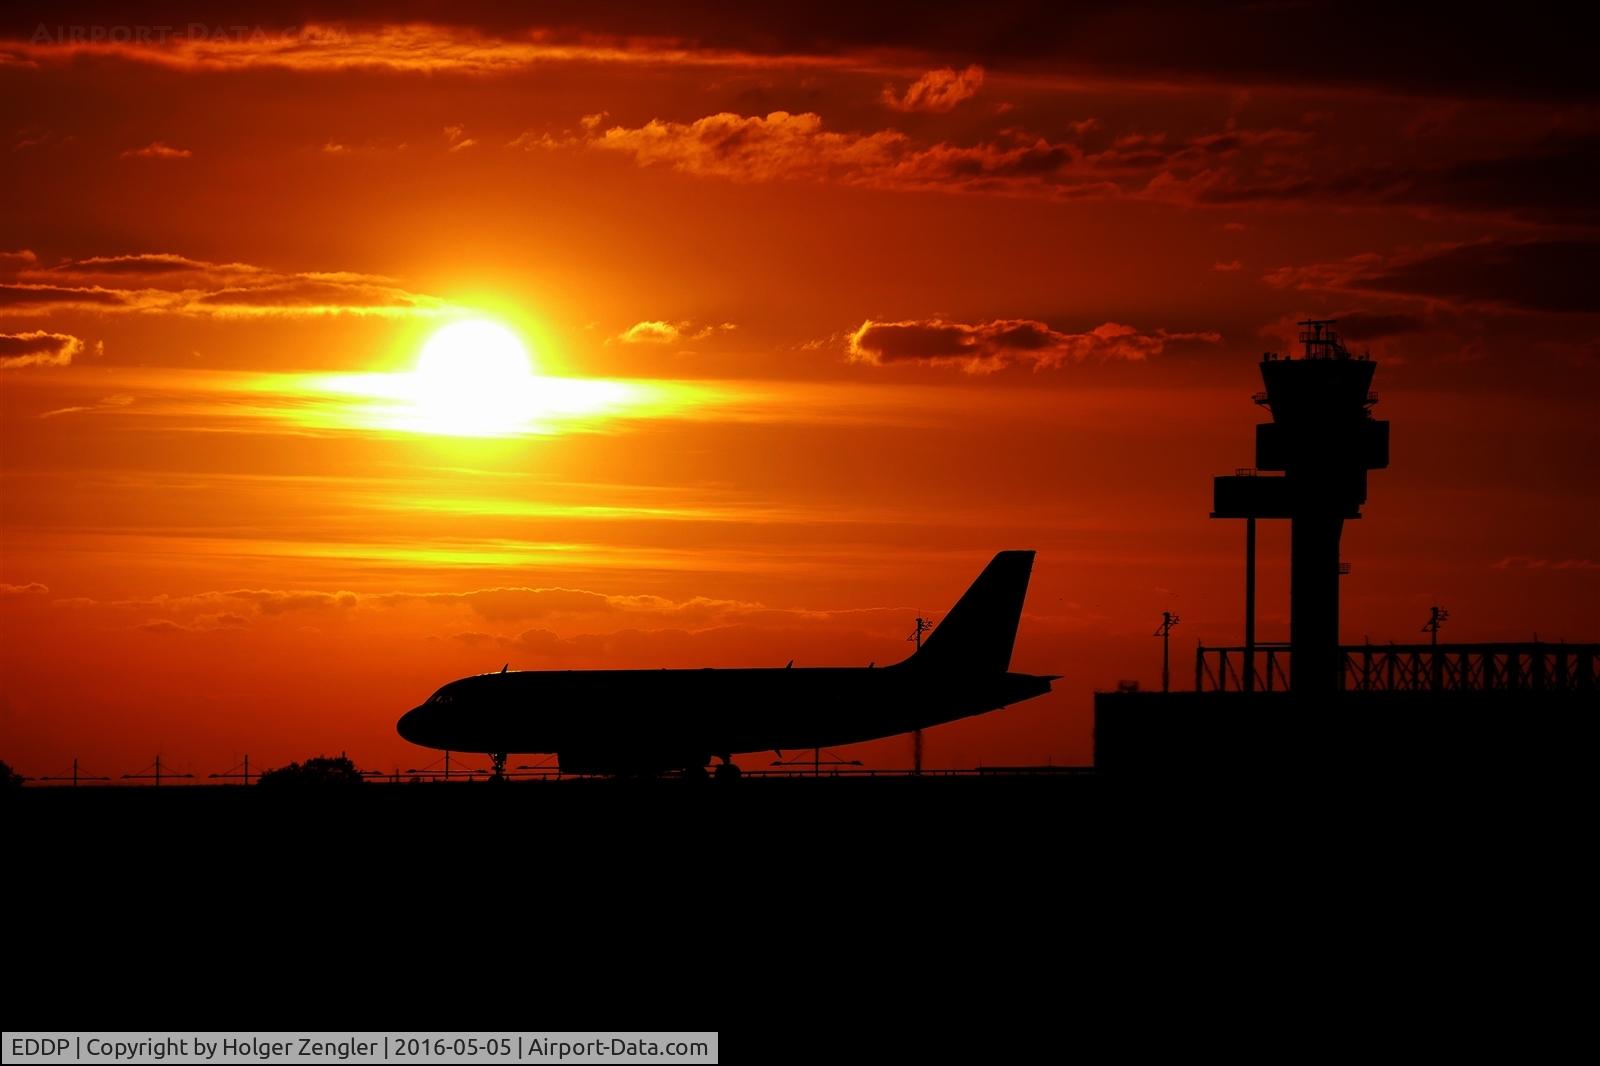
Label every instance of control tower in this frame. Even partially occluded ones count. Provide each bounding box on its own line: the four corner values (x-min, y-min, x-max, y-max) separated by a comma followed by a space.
1094, 319, 1593, 776
1211, 321, 1389, 693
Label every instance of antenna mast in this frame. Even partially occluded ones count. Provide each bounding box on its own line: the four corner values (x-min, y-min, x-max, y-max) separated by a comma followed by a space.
908, 615, 935, 774
1154, 611, 1181, 693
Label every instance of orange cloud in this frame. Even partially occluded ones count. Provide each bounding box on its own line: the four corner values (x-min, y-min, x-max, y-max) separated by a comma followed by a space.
83, 582, 802, 632
107, 589, 360, 615
6, 13, 1589, 102
191, 280, 422, 312
6, 23, 857, 76
0, 285, 128, 310
222, 590, 360, 614
592, 111, 910, 182
588, 110, 1106, 195
848, 318, 1221, 373
55, 254, 230, 276
616, 320, 736, 345
1, 582, 50, 597
120, 141, 191, 159
586, 110, 1323, 202
0, 330, 85, 369
882, 65, 986, 112
0, 253, 453, 318
377, 585, 771, 624
39, 394, 135, 420
620, 320, 683, 344
137, 612, 250, 633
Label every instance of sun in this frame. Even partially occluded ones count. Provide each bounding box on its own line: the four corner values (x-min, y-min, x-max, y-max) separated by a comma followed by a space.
410, 319, 538, 435
290, 316, 705, 438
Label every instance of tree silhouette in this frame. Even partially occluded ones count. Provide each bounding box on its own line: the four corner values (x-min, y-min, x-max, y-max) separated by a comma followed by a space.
0, 760, 22, 790
257, 754, 366, 787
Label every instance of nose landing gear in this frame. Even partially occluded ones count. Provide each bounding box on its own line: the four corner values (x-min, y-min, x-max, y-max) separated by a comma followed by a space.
490, 752, 507, 779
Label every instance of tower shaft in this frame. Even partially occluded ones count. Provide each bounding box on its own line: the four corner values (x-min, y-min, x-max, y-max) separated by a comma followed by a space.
1290, 511, 1345, 692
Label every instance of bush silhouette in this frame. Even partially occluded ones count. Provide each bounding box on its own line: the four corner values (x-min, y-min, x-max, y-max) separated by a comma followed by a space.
257, 754, 366, 787
0, 760, 23, 790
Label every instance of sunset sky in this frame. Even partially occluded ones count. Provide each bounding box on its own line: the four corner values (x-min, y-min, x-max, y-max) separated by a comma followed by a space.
2, 2, 1595, 778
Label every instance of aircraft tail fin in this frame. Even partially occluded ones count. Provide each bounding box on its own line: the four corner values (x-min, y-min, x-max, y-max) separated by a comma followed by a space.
911, 550, 1035, 673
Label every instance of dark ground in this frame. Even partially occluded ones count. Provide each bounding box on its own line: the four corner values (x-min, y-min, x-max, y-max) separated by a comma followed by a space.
7, 774, 1591, 1029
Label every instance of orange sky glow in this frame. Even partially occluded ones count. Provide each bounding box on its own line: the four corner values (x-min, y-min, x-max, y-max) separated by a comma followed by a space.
2, 3, 1596, 778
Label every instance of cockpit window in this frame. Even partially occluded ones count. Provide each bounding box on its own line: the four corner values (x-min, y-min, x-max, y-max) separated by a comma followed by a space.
428, 690, 453, 705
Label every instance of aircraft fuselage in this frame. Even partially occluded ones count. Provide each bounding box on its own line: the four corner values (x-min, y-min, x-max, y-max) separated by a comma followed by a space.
398, 663, 1054, 773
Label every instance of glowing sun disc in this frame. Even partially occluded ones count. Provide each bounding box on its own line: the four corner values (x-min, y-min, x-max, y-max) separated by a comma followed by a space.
411, 320, 537, 435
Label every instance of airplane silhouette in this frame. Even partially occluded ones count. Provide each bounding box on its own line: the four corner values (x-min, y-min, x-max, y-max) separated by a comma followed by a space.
397, 550, 1056, 777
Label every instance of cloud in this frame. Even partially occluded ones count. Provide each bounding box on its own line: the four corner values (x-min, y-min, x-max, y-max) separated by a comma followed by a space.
620, 320, 684, 344
1, 582, 50, 597
591, 111, 910, 183
0, 285, 129, 310
55, 254, 226, 276
616, 320, 737, 345
1359, 242, 1600, 314
882, 65, 985, 112
377, 586, 765, 623
443, 124, 477, 151
98, 583, 777, 627
1196, 135, 1600, 225
191, 279, 421, 312
0, 252, 453, 318
120, 141, 191, 159
4, 22, 859, 77
848, 318, 1221, 372
137, 612, 249, 633
586, 110, 1328, 203
6, 10, 1596, 99
223, 589, 359, 614
40, 394, 134, 419
378, 587, 614, 620
586, 110, 1116, 194
1266, 240, 1600, 314
0, 330, 84, 369
1393, 136, 1600, 225
55, 579, 947, 661
1212, 260, 1243, 272
111, 589, 359, 616
1493, 557, 1599, 571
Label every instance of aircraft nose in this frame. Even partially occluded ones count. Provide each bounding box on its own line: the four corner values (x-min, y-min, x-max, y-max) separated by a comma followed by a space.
397, 705, 428, 744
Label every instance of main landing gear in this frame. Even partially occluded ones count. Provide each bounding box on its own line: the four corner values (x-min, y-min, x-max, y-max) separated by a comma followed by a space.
490, 752, 507, 780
